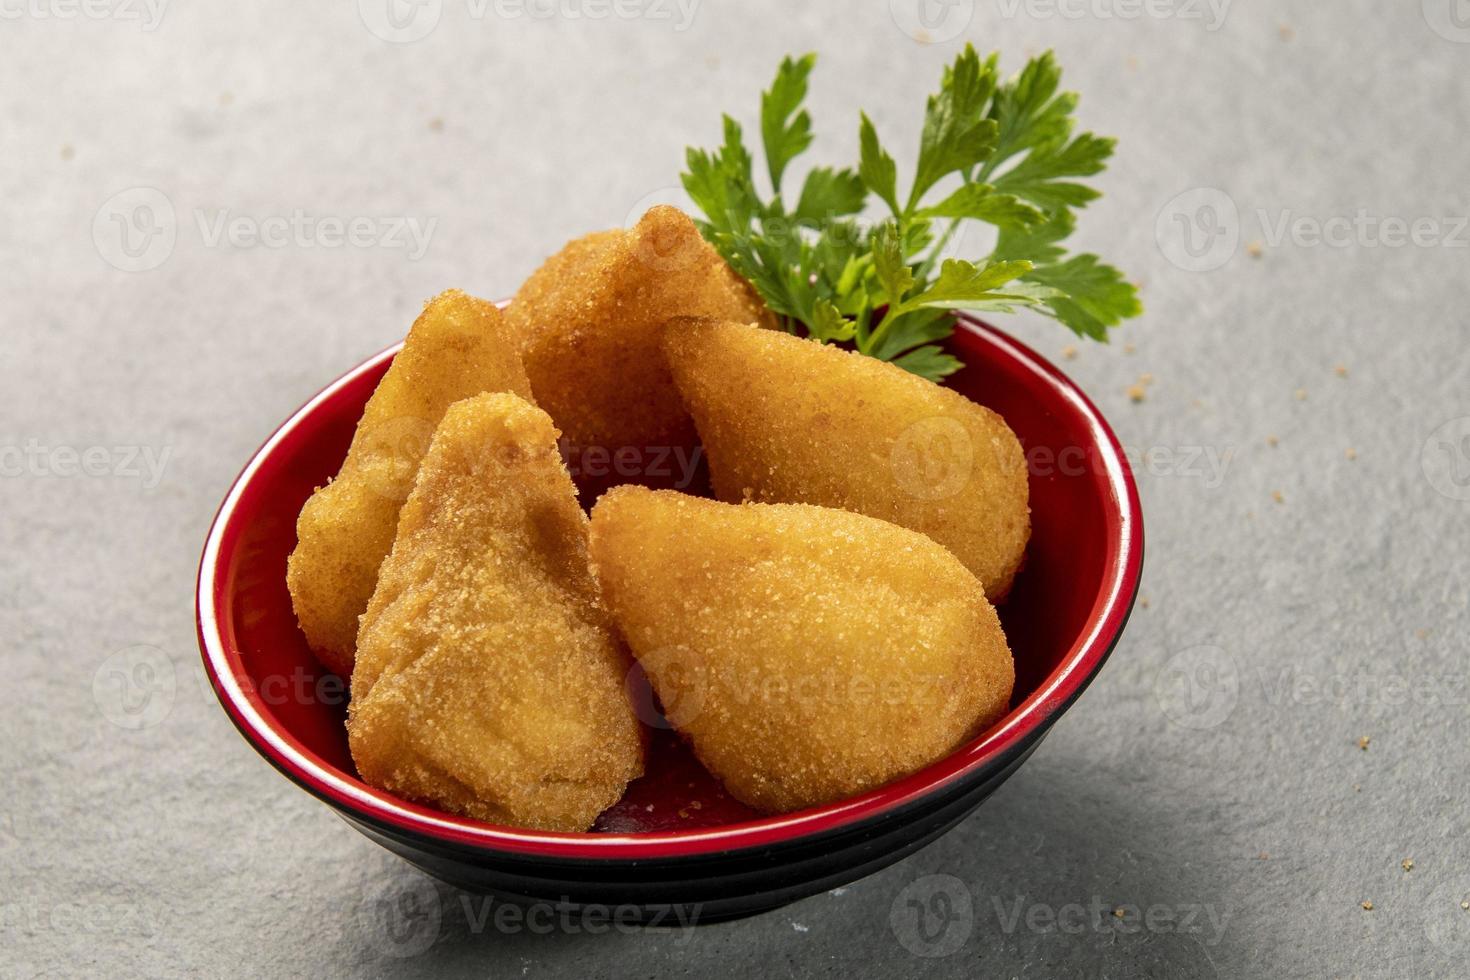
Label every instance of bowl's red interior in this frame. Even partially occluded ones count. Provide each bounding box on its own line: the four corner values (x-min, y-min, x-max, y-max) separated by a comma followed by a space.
199, 315, 1139, 855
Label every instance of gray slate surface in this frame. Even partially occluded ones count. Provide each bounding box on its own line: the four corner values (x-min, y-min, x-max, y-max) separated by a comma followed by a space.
4, 1, 1469, 976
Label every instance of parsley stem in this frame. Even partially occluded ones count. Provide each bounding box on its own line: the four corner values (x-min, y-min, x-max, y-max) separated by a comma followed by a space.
916, 219, 962, 281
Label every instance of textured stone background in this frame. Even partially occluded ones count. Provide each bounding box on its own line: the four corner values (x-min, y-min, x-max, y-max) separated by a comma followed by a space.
5, 0, 1469, 976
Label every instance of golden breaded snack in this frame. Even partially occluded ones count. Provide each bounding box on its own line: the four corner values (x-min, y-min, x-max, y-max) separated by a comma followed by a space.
348, 393, 643, 832
505, 206, 772, 461
663, 319, 1030, 600
286, 290, 533, 676
588, 487, 1014, 814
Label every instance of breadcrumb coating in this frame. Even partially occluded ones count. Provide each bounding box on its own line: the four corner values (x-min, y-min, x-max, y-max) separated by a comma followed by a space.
663, 318, 1030, 601
286, 290, 534, 676
588, 487, 1014, 814
505, 206, 772, 458
348, 393, 643, 832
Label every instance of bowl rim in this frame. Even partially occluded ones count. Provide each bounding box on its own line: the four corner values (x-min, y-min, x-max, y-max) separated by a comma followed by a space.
196, 313, 1143, 862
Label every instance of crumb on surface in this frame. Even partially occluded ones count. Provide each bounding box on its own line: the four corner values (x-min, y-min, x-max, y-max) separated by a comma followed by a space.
1139, 596, 1150, 609
60, 144, 75, 160
1402, 858, 1414, 872
1279, 24, 1295, 40
1295, 388, 1309, 401
1266, 435, 1279, 447
1271, 490, 1285, 504
1061, 345, 1078, 360
428, 117, 445, 131
1345, 448, 1357, 461
1246, 241, 1264, 258
1334, 364, 1349, 378
1124, 342, 1136, 354
1127, 384, 1147, 403
1358, 735, 1371, 751
1361, 900, 1374, 912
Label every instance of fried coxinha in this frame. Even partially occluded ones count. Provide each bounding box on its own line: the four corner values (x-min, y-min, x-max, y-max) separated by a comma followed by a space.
506, 205, 772, 459
348, 393, 643, 832
664, 317, 1030, 601
287, 290, 533, 676
588, 486, 1014, 814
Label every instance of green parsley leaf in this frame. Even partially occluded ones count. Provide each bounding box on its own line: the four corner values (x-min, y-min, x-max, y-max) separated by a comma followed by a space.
991, 132, 1114, 212
858, 112, 900, 217
871, 223, 914, 306
892, 258, 1034, 317
794, 166, 867, 223
919, 182, 1045, 230
807, 297, 857, 342
908, 45, 1000, 211
679, 48, 1141, 380
891, 344, 964, 382
760, 53, 817, 195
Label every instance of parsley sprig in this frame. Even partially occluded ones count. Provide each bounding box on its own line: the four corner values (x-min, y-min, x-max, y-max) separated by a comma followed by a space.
680, 47, 1141, 381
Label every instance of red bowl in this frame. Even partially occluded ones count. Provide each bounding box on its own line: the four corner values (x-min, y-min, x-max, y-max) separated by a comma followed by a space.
196, 313, 1142, 922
